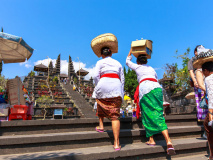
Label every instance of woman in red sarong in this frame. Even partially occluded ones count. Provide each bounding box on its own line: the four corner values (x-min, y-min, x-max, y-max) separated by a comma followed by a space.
92, 47, 124, 151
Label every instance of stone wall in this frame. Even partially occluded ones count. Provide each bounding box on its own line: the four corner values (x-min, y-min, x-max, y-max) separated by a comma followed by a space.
163, 89, 196, 115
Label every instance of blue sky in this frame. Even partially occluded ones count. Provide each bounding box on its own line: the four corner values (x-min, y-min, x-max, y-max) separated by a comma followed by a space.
1, 0, 213, 80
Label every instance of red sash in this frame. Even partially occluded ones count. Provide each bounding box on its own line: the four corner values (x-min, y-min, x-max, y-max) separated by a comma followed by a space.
100, 73, 120, 79
134, 78, 158, 119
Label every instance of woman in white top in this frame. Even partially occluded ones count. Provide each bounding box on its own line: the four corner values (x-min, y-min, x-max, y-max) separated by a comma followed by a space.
92, 47, 124, 150
126, 49, 175, 155
202, 61, 213, 160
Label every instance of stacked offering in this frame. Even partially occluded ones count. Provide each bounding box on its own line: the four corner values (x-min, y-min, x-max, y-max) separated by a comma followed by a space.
185, 92, 195, 99
131, 39, 153, 59
91, 33, 118, 57
193, 45, 213, 69
7, 77, 26, 105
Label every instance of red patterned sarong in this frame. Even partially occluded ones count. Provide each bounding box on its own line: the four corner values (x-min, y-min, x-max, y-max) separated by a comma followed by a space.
96, 96, 122, 120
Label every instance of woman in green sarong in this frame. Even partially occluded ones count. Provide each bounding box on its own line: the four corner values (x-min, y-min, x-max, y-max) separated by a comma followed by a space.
126, 49, 176, 155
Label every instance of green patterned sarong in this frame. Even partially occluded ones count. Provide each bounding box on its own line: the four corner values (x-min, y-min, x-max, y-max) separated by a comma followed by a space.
139, 88, 168, 137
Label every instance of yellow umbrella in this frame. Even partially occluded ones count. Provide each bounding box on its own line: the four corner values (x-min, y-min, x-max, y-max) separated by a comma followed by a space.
124, 95, 131, 101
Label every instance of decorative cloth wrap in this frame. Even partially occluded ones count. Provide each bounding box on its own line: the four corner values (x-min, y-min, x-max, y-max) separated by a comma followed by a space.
96, 96, 122, 120
134, 78, 157, 119
100, 73, 120, 79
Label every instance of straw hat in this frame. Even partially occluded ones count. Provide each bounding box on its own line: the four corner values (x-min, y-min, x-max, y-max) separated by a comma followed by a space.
91, 33, 118, 58
185, 92, 195, 99
193, 56, 213, 69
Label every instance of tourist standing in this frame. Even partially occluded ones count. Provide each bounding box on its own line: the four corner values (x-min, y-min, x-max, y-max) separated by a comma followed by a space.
120, 108, 125, 118
132, 104, 136, 117
188, 45, 208, 121
93, 101, 97, 113
202, 61, 213, 160
64, 78, 67, 85
126, 102, 132, 117
126, 49, 175, 155
92, 47, 124, 151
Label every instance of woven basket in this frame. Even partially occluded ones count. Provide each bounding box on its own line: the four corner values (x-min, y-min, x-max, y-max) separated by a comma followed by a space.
91, 33, 118, 58
185, 92, 195, 99
193, 56, 213, 69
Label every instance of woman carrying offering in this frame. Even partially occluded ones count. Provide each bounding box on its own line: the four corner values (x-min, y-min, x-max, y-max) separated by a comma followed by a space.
126, 49, 176, 155
188, 45, 208, 121
92, 47, 124, 151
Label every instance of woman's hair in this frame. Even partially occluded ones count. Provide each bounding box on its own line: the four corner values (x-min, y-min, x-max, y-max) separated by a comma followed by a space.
101, 47, 112, 56
137, 54, 147, 64
194, 45, 201, 54
202, 61, 213, 72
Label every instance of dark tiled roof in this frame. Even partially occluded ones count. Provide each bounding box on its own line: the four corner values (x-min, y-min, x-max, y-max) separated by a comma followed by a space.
76, 68, 89, 76
60, 74, 68, 78
34, 63, 48, 72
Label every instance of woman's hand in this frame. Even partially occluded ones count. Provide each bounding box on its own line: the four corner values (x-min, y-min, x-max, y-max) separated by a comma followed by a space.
209, 109, 213, 122
128, 48, 132, 57
194, 81, 199, 88
208, 109, 213, 128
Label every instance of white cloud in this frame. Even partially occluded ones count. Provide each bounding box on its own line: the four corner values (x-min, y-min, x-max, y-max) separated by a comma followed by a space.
34, 58, 56, 67
154, 68, 162, 71
33, 58, 95, 80
72, 61, 86, 73
60, 60, 68, 74
19, 60, 32, 68
84, 67, 96, 80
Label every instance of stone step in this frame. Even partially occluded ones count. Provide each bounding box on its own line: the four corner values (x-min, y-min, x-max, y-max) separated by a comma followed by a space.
0, 137, 207, 160
0, 115, 197, 136
173, 153, 209, 160
0, 125, 203, 155
63, 83, 95, 118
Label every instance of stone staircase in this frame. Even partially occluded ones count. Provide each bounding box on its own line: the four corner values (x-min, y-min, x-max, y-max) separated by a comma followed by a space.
23, 75, 80, 119
62, 83, 96, 118
0, 114, 209, 160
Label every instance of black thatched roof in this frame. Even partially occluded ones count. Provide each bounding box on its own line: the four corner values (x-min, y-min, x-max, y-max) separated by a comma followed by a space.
34, 63, 48, 72
76, 68, 89, 76
60, 74, 68, 78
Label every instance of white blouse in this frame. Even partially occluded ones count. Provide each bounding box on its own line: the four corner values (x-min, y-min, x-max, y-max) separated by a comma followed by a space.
126, 56, 157, 82
126, 56, 162, 100
92, 57, 124, 99
205, 74, 213, 109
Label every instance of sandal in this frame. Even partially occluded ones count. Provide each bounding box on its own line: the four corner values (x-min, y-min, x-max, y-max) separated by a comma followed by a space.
145, 141, 156, 146
167, 144, 176, 155
113, 145, 121, 151
95, 126, 104, 133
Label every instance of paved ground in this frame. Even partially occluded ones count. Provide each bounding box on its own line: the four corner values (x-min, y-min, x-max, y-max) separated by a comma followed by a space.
173, 154, 209, 160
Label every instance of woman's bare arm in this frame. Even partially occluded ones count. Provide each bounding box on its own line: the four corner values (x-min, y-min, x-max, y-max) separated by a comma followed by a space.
196, 70, 206, 92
